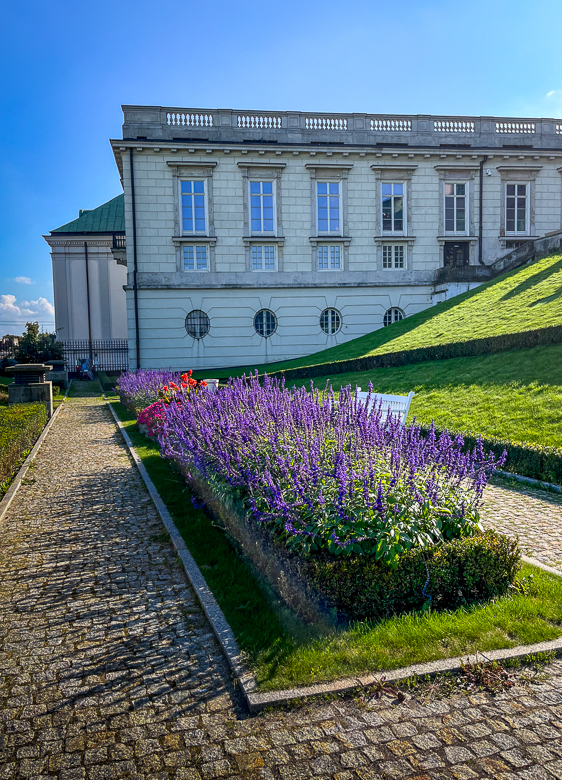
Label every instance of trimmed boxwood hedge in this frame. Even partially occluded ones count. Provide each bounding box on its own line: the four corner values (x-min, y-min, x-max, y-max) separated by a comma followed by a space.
308, 530, 520, 620
420, 425, 562, 486
267, 324, 562, 383
0, 403, 48, 493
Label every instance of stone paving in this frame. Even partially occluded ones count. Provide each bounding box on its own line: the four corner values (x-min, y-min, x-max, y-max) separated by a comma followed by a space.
481, 483, 562, 569
2, 390, 562, 779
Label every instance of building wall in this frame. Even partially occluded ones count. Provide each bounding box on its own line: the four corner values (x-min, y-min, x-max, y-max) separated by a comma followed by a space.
119, 147, 562, 370
47, 237, 127, 340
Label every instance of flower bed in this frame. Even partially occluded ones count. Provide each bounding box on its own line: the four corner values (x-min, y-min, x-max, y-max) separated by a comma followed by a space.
115, 371, 518, 620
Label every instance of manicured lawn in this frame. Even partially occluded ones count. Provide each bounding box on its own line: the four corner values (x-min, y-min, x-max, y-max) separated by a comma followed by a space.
199, 252, 562, 379
110, 399, 562, 691
291, 343, 562, 449
0, 376, 11, 386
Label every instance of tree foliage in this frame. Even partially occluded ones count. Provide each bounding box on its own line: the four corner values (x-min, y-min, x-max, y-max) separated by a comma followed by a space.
14, 322, 64, 364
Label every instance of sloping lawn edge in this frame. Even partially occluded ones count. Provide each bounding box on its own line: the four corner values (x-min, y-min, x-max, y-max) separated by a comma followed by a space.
107, 398, 562, 712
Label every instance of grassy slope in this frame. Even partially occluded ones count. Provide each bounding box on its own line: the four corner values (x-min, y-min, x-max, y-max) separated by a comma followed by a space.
110, 400, 562, 690
200, 253, 562, 379
291, 343, 562, 449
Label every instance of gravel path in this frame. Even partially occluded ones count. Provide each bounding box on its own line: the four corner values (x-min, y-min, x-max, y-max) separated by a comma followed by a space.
2, 389, 562, 779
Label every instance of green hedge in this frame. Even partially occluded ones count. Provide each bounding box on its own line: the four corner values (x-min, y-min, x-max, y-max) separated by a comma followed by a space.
0, 403, 48, 492
308, 530, 520, 620
420, 424, 562, 486
267, 324, 562, 383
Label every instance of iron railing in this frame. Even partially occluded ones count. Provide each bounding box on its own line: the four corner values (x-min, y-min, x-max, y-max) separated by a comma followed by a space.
61, 339, 129, 372
112, 233, 126, 249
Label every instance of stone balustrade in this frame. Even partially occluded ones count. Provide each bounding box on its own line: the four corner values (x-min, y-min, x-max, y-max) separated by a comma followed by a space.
121, 105, 562, 149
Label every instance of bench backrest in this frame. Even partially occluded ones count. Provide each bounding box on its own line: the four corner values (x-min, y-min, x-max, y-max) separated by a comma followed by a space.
355, 388, 415, 426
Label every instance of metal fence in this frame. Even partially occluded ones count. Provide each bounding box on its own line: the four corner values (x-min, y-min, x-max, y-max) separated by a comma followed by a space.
61, 340, 129, 372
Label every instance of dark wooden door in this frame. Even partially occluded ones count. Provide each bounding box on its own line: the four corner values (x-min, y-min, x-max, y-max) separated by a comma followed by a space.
444, 241, 469, 267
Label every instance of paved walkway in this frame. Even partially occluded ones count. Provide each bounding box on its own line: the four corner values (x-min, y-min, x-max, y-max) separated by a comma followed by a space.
482, 483, 562, 569
2, 391, 562, 779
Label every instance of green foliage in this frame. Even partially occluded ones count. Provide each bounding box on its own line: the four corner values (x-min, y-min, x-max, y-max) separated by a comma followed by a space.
202, 253, 562, 379
308, 530, 520, 620
0, 403, 48, 493
14, 321, 64, 364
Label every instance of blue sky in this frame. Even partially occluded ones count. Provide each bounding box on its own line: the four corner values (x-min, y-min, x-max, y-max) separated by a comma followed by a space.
1, 0, 561, 333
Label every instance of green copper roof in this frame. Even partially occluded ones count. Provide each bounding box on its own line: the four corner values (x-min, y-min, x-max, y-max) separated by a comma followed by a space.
51, 194, 124, 234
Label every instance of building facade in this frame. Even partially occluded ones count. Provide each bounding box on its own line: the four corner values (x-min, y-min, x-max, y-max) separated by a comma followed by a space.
111, 107, 562, 370
44, 195, 127, 342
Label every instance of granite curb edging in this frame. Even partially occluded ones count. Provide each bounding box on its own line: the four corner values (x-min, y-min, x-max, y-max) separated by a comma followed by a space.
106, 399, 562, 715
0, 390, 68, 526
495, 468, 562, 494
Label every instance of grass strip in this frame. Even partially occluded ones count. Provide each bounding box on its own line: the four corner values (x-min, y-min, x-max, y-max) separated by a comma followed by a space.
110, 399, 562, 691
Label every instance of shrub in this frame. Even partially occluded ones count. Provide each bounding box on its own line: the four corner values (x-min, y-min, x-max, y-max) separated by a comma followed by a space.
267, 324, 562, 383
0, 403, 48, 493
159, 374, 505, 566
308, 530, 520, 620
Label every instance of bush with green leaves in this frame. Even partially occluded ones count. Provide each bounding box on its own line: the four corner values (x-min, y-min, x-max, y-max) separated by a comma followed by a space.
308, 530, 520, 620
0, 403, 48, 494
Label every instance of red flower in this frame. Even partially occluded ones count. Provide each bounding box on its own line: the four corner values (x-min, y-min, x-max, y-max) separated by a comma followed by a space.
201, 380, 207, 387
163, 385, 168, 392
170, 382, 177, 389
189, 378, 197, 387
180, 373, 188, 381
181, 382, 187, 388
188, 369, 193, 376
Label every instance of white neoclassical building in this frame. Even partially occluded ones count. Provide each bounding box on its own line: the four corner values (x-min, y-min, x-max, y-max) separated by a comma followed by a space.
108, 106, 562, 370
44, 196, 127, 342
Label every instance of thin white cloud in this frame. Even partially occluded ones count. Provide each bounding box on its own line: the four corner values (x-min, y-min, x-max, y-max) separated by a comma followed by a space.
546, 89, 562, 99
13, 276, 34, 284
0, 294, 55, 326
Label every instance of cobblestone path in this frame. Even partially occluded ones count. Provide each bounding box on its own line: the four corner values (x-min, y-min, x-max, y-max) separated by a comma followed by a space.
481, 483, 562, 569
3, 393, 562, 779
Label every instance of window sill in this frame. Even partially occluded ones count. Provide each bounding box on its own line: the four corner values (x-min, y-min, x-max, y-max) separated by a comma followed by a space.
243, 236, 285, 246
374, 236, 415, 245
173, 236, 217, 245
310, 236, 351, 246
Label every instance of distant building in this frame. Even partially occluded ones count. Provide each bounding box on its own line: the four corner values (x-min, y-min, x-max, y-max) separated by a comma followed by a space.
44, 195, 127, 341
108, 107, 562, 369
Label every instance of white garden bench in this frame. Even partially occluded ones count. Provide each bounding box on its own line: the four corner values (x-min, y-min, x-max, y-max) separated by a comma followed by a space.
355, 388, 415, 426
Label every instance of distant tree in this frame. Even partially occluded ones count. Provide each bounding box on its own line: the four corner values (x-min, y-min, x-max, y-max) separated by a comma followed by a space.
14, 321, 64, 364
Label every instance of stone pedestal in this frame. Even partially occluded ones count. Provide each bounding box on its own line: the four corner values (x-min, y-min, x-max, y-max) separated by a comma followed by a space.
6, 364, 54, 418
46, 359, 69, 389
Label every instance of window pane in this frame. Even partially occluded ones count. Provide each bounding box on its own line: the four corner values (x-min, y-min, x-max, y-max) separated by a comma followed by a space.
507, 184, 515, 196
250, 182, 260, 194
183, 247, 194, 270
382, 183, 392, 196
517, 185, 526, 196
193, 181, 204, 193
181, 181, 192, 193
393, 197, 403, 231
393, 183, 403, 196
395, 246, 404, 268
196, 246, 207, 270
262, 182, 273, 194
329, 182, 339, 195
317, 182, 327, 194
445, 183, 454, 196
456, 184, 465, 196
382, 197, 392, 231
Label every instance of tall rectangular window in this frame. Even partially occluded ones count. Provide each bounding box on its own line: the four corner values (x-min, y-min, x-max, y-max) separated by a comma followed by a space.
506, 183, 528, 234
445, 183, 467, 234
382, 245, 404, 269
382, 182, 404, 233
181, 181, 206, 233
183, 246, 208, 271
250, 181, 275, 233
317, 182, 340, 233
252, 245, 276, 271
317, 245, 341, 270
